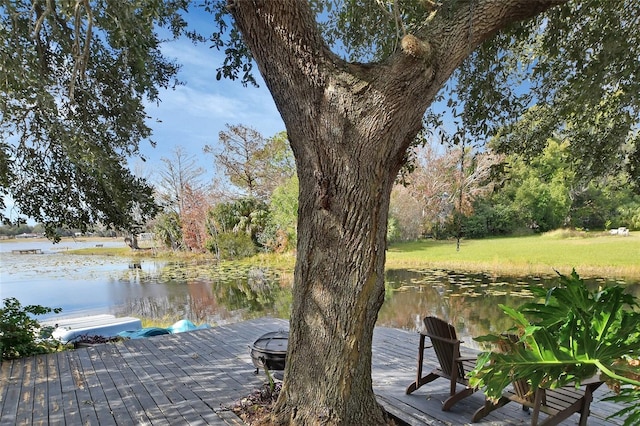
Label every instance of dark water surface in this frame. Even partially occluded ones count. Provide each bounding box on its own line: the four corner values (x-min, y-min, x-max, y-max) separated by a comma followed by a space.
2, 239, 638, 347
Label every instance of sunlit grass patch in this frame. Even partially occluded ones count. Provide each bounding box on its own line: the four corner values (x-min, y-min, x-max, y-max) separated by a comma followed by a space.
58, 233, 640, 280
66, 247, 133, 256
386, 233, 640, 279
539, 229, 605, 239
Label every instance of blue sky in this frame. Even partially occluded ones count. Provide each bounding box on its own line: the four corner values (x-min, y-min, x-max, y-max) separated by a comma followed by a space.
136, 32, 286, 184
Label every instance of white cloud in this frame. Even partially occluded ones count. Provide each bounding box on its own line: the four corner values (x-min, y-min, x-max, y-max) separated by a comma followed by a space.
153, 85, 244, 119
139, 35, 285, 185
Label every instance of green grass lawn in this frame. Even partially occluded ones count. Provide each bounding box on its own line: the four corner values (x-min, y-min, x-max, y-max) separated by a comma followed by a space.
386, 232, 640, 279
49, 232, 640, 280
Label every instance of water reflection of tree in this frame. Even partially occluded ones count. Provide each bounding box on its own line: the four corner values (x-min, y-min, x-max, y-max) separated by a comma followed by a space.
116, 262, 293, 324
117, 281, 218, 324
211, 267, 292, 319
187, 281, 221, 321
116, 261, 638, 335
119, 260, 169, 284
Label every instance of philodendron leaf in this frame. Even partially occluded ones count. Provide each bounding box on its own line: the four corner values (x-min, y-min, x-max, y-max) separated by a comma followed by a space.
498, 304, 529, 327
472, 270, 640, 423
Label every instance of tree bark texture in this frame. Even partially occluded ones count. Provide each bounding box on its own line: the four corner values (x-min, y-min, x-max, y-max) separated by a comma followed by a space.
229, 1, 567, 424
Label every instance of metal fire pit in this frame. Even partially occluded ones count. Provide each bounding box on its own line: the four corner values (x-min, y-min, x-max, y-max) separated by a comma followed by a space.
250, 330, 288, 373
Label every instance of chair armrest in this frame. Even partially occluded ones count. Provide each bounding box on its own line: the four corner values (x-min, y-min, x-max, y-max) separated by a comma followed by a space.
456, 356, 477, 362
417, 333, 433, 350
425, 332, 460, 345
540, 376, 603, 390
581, 376, 603, 386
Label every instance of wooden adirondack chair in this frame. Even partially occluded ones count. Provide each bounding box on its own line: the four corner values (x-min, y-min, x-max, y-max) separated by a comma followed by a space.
471, 377, 603, 425
405, 316, 478, 411
471, 334, 603, 425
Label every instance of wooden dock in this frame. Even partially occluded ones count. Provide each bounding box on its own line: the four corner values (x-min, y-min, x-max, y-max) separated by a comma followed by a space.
0, 318, 628, 425
10, 249, 42, 254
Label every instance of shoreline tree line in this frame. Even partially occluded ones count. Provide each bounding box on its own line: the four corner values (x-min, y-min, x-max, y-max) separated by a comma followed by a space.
3, 123, 638, 250
151, 124, 640, 257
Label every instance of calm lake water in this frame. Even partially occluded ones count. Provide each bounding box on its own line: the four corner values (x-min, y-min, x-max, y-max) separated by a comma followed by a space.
2, 239, 638, 348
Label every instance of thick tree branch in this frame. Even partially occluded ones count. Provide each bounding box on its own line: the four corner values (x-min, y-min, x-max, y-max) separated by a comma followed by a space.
230, 0, 569, 164
229, 0, 340, 119
413, 0, 569, 99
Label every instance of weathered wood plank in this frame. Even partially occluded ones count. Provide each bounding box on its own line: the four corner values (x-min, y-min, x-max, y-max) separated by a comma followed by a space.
116, 339, 184, 422
57, 346, 75, 394
57, 352, 83, 425
31, 355, 49, 426
134, 335, 211, 413
215, 409, 247, 425
0, 317, 631, 425
67, 349, 100, 425
46, 352, 65, 425
97, 343, 154, 424
14, 354, 35, 425
81, 346, 117, 426
140, 332, 219, 405
0, 354, 12, 404
0, 356, 23, 425
84, 346, 118, 413
376, 393, 444, 425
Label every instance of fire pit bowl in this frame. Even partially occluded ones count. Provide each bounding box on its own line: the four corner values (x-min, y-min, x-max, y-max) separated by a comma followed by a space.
250, 330, 288, 372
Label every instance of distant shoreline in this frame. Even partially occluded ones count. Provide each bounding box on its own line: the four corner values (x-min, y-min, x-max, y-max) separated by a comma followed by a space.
3, 233, 638, 281
0, 236, 122, 243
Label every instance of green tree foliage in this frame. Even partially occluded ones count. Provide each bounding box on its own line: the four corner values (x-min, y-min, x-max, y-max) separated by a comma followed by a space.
469, 270, 640, 425
464, 141, 560, 234
616, 203, 640, 230
205, 231, 256, 260
1, 298, 63, 361
0, 1, 192, 239
388, 185, 424, 242
257, 132, 297, 198
0, 223, 35, 237
455, 0, 640, 190
206, 197, 269, 256
464, 139, 640, 237
498, 140, 572, 232
209, 197, 265, 237
153, 211, 183, 251
568, 175, 640, 231
262, 175, 299, 251
207, 126, 295, 200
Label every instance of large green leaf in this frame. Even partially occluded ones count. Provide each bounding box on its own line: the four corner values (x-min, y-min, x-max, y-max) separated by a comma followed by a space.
469, 270, 640, 424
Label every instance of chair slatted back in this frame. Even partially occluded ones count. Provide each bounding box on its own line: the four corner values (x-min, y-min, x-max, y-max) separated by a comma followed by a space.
423, 316, 465, 380
499, 334, 536, 404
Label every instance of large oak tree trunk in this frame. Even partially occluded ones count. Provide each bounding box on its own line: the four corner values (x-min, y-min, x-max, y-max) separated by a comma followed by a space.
229, 1, 566, 424
277, 151, 395, 424
271, 104, 421, 424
